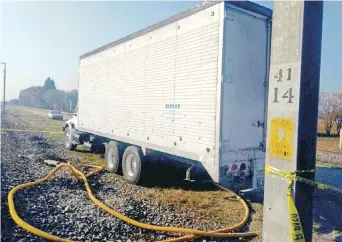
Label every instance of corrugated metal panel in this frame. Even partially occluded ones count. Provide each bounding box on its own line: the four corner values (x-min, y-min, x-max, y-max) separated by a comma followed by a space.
78, 4, 222, 164
174, 9, 220, 152
81, 1, 271, 59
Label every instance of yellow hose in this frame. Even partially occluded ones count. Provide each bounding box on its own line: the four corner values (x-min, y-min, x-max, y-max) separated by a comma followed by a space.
8, 162, 258, 241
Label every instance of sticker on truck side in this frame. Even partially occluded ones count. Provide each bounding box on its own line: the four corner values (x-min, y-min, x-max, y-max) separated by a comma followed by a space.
165, 104, 180, 109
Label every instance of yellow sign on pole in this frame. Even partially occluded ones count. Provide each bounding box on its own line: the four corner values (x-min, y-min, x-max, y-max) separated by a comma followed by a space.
270, 118, 294, 159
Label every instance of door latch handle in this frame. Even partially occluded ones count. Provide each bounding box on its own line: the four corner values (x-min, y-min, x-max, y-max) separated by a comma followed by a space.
260, 141, 266, 152
252, 120, 264, 128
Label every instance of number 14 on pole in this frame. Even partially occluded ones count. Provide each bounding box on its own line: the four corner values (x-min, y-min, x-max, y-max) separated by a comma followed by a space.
271, 64, 300, 107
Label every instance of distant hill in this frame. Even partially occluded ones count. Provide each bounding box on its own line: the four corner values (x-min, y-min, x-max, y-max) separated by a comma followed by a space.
8, 77, 78, 112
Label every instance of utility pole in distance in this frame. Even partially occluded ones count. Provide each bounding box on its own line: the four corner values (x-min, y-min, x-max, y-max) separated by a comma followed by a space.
262, 1, 323, 242
1, 62, 6, 114
339, 128, 342, 150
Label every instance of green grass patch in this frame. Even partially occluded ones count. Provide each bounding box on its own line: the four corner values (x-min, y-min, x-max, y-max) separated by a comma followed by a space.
5, 106, 65, 142
47, 132, 65, 141
69, 146, 105, 167
5, 106, 64, 132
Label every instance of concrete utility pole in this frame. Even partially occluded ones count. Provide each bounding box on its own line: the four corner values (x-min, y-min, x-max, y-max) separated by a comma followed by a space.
1, 62, 6, 114
263, 1, 323, 242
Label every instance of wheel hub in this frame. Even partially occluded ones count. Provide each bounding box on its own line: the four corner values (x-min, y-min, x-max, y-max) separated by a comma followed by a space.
107, 149, 116, 169
65, 130, 71, 146
126, 154, 137, 177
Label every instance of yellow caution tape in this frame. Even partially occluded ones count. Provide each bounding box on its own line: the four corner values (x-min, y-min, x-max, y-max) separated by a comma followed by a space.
8, 162, 259, 242
1, 128, 63, 134
265, 165, 342, 242
287, 179, 305, 242
266, 165, 342, 195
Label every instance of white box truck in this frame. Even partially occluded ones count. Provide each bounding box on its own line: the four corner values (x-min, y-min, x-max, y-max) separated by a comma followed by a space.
64, 1, 272, 193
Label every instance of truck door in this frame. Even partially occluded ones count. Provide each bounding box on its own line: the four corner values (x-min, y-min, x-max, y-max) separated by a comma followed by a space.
219, 7, 270, 189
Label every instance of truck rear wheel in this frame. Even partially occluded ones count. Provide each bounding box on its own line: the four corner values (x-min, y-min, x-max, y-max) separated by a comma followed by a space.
64, 126, 77, 150
105, 141, 121, 173
122, 146, 144, 184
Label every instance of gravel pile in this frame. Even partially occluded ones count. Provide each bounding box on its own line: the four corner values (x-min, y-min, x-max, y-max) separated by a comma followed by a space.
317, 150, 342, 164
0, 117, 231, 242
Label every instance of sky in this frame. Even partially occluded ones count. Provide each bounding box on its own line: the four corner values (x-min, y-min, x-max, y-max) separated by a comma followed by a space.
0, 1, 341, 101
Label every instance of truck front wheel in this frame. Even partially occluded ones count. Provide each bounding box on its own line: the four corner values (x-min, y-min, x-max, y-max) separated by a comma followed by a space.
64, 126, 77, 150
122, 146, 144, 184
105, 141, 121, 173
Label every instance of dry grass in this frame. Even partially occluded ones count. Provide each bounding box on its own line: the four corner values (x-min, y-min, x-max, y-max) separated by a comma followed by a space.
247, 203, 263, 241
317, 119, 341, 153
317, 119, 339, 135
140, 187, 246, 227
140, 187, 264, 241
69, 146, 106, 167
316, 137, 341, 153
316, 160, 342, 168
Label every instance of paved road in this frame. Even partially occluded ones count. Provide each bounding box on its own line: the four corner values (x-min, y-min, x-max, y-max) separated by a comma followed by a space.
316, 166, 342, 189
313, 166, 342, 242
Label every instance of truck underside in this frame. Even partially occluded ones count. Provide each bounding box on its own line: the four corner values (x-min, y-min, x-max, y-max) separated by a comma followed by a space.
63, 117, 259, 195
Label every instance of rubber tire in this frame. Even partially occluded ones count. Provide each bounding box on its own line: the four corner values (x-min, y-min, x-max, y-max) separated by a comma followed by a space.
122, 146, 144, 184
64, 126, 77, 150
105, 141, 121, 173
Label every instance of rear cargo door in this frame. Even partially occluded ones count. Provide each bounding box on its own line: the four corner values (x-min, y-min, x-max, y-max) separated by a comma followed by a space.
221, 8, 269, 150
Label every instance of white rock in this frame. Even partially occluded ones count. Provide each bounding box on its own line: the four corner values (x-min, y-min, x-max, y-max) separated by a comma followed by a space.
43, 159, 60, 166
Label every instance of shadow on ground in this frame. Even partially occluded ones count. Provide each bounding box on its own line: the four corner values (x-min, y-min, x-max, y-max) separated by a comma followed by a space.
313, 167, 342, 241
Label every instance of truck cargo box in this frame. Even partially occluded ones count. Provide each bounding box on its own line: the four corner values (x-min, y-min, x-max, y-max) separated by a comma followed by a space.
76, 1, 272, 190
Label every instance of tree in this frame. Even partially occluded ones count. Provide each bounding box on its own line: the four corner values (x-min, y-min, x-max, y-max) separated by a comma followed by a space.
8, 99, 20, 105
18, 86, 44, 108
335, 93, 342, 134
319, 92, 342, 135
43, 77, 56, 91
15, 77, 78, 112
42, 89, 68, 111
